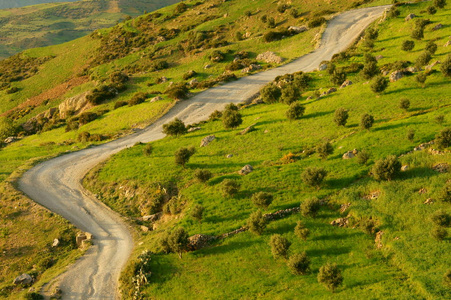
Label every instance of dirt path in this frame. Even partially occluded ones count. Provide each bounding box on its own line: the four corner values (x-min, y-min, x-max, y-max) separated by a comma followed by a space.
18, 5, 390, 299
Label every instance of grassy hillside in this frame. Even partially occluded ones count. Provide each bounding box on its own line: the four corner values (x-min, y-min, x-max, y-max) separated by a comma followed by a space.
82, 1, 451, 299
0, 0, 78, 10
0, 0, 179, 59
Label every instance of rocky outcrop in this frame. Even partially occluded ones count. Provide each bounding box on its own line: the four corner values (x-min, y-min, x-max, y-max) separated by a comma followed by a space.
238, 164, 253, 175
389, 70, 404, 82
240, 124, 256, 135
340, 80, 353, 88
4, 136, 16, 144
321, 87, 337, 96
405, 13, 416, 21
318, 63, 328, 71
342, 149, 358, 159
242, 64, 262, 73
59, 91, 91, 119
375, 231, 384, 249
187, 234, 217, 251
256, 51, 284, 64
200, 135, 216, 147
288, 26, 308, 33
330, 217, 349, 227
13, 273, 33, 285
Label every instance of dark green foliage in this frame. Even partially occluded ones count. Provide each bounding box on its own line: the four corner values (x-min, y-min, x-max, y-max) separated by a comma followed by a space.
24, 293, 44, 300
209, 110, 223, 121
357, 149, 371, 165
143, 144, 153, 156
225, 103, 239, 111
244, 10, 252, 17
290, 8, 299, 18
360, 218, 377, 236
308, 17, 326, 28
129, 92, 148, 106
267, 17, 276, 28
416, 52, 432, 68
370, 75, 388, 94
318, 263, 343, 292
302, 168, 327, 188
174, 2, 187, 14
435, 128, 451, 149
163, 118, 187, 137
159, 232, 172, 254
427, 6, 437, 15
431, 210, 451, 227
114, 101, 127, 109
247, 210, 266, 235
77, 131, 91, 142
287, 252, 310, 275
110, 71, 129, 84
327, 62, 336, 75
431, 227, 447, 241
221, 179, 240, 197
416, 72, 428, 86
316, 141, 333, 159
330, 68, 347, 86
334, 108, 348, 126
78, 112, 97, 125
165, 83, 189, 100
286, 102, 305, 120
168, 227, 189, 258
86, 85, 118, 105
441, 55, 451, 77
222, 109, 243, 129
361, 61, 380, 80
399, 98, 410, 111
251, 192, 273, 208
365, 28, 379, 40
281, 84, 300, 104
194, 169, 212, 183
0, 54, 51, 90
294, 220, 310, 240
270, 234, 291, 259
407, 129, 415, 142
438, 184, 451, 203
444, 270, 451, 289
0, 117, 16, 140
426, 41, 438, 54
435, 115, 445, 125
360, 113, 374, 130
260, 15, 268, 23
411, 28, 424, 40
372, 155, 401, 181
401, 40, 415, 51
277, 4, 290, 13
300, 197, 321, 218
434, 0, 446, 8
183, 70, 197, 80
191, 204, 204, 223
6, 87, 19, 94
261, 84, 282, 103
209, 50, 225, 62
263, 30, 293, 42
388, 6, 400, 18
174, 147, 195, 167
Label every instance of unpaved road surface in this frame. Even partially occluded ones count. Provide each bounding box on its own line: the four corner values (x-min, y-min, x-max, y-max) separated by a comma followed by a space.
18, 5, 389, 299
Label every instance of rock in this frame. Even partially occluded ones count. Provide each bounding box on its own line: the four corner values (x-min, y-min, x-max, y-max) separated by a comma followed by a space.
4, 136, 16, 144
76, 233, 87, 247
425, 61, 440, 71
288, 25, 308, 33
264, 207, 300, 221
159, 76, 168, 83
390, 70, 404, 82
424, 198, 434, 205
238, 164, 253, 175
406, 66, 420, 73
340, 80, 353, 88
58, 91, 90, 119
189, 78, 199, 87
44, 107, 58, 119
432, 163, 449, 173
363, 190, 380, 200
339, 203, 351, 214
330, 218, 348, 227
444, 40, 451, 47
188, 127, 201, 133
140, 225, 150, 232
13, 274, 33, 285
375, 55, 384, 61
342, 151, 355, 159
375, 231, 384, 249
187, 234, 217, 251
405, 13, 416, 21
204, 64, 211, 69
256, 51, 284, 64
242, 64, 261, 73
142, 213, 162, 222
226, 154, 233, 158
382, 70, 390, 76
323, 87, 337, 95
240, 124, 256, 135
200, 135, 216, 147
150, 96, 163, 103
264, 129, 269, 134
318, 63, 328, 71
52, 238, 60, 247
432, 23, 443, 31
429, 148, 444, 155
401, 165, 409, 171
418, 188, 427, 194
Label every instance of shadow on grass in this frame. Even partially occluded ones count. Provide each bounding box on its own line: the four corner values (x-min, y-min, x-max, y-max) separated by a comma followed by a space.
149, 253, 178, 284
398, 166, 438, 180
311, 232, 361, 242
303, 110, 334, 120
199, 239, 256, 256
306, 246, 351, 257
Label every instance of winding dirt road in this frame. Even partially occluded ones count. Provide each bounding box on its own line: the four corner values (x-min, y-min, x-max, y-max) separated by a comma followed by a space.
18, 5, 390, 299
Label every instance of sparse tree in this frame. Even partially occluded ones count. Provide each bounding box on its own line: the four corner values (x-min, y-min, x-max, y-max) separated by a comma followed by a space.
370, 75, 388, 94
427, 6, 437, 15
399, 98, 410, 111
411, 28, 424, 40
302, 168, 327, 188
168, 227, 189, 258
163, 118, 187, 136
372, 155, 401, 181
401, 40, 415, 51
269, 234, 291, 259
318, 263, 343, 292
434, 0, 446, 9
287, 252, 310, 275
360, 114, 374, 130
334, 108, 349, 126
251, 192, 273, 209
435, 128, 451, 149
331, 68, 347, 86
365, 28, 379, 40
281, 84, 300, 104
361, 61, 380, 80
143, 143, 153, 156
407, 129, 415, 142
247, 210, 267, 235
431, 226, 447, 241
175, 147, 196, 167
300, 198, 321, 218
316, 141, 333, 159
416, 72, 428, 87
0, 117, 15, 141
357, 149, 371, 165
435, 115, 445, 125
222, 109, 243, 129
294, 220, 310, 240
286, 102, 305, 120
194, 169, 212, 183
191, 204, 205, 223
416, 51, 432, 68
261, 84, 282, 103
221, 179, 241, 197
426, 41, 438, 54
441, 55, 451, 77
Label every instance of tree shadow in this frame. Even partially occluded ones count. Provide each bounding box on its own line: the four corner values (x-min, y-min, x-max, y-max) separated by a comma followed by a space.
306, 246, 351, 257
311, 232, 361, 241
303, 110, 334, 120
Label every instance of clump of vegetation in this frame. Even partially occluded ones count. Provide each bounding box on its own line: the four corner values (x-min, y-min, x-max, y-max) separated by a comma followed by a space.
287, 252, 310, 275
281, 84, 300, 104
318, 263, 343, 292
174, 147, 196, 167
194, 169, 212, 183
357, 149, 371, 165
222, 104, 243, 129
370, 75, 388, 94
399, 98, 410, 111
247, 210, 266, 235
438, 184, 451, 203
372, 155, 401, 181
294, 220, 310, 240
0, 117, 16, 140
302, 168, 327, 188
221, 179, 241, 197
431, 226, 447, 241
444, 270, 451, 289
441, 55, 451, 77
401, 40, 415, 51
191, 204, 204, 223
129, 92, 148, 106
360, 113, 374, 130
331, 68, 347, 86
435, 128, 451, 149
86, 85, 119, 105
407, 129, 415, 142
251, 192, 273, 209
431, 210, 451, 227
163, 118, 187, 137
269, 234, 291, 259
416, 51, 432, 68
167, 228, 189, 258
143, 144, 153, 156
316, 141, 333, 159
300, 198, 321, 218
261, 83, 282, 103
308, 17, 326, 28
334, 108, 348, 126
286, 102, 305, 120
166, 83, 189, 100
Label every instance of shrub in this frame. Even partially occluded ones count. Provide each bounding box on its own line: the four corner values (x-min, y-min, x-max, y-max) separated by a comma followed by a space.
286, 102, 305, 120
209, 110, 223, 121
222, 110, 243, 129
222, 179, 240, 197
270, 234, 291, 259
0, 117, 15, 140
330, 68, 347, 86
287, 252, 310, 275
268, 17, 276, 28
416, 72, 428, 86
294, 220, 310, 240
431, 226, 447, 241
401, 40, 415, 51
438, 184, 451, 203
260, 15, 267, 23
110, 71, 129, 84
114, 101, 127, 109
416, 52, 432, 68
281, 85, 300, 104
168, 227, 189, 258
77, 131, 91, 142
444, 270, 451, 289
277, 4, 289, 13
372, 155, 401, 181
302, 168, 327, 188
434, 0, 446, 8
86, 85, 118, 105
308, 17, 326, 28
247, 210, 267, 235
175, 2, 188, 14
360, 113, 374, 130
209, 50, 224, 62
183, 70, 197, 80
129, 92, 148, 106
261, 84, 282, 103
6, 86, 19, 94
361, 61, 379, 80
290, 8, 299, 18
316, 141, 333, 159
431, 210, 451, 227
388, 7, 400, 18
24, 293, 44, 300
427, 6, 437, 15
399, 98, 410, 111
294, 73, 312, 90
143, 144, 153, 156
361, 218, 377, 236
357, 149, 371, 165
251, 192, 273, 208
194, 169, 212, 183
334, 108, 348, 126
370, 75, 388, 93
244, 10, 252, 17
441, 55, 451, 77
407, 129, 415, 142
365, 28, 379, 40
318, 263, 343, 292
174, 147, 196, 167
411, 28, 424, 40
426, 41, 438, 54
263, 30, 289, 42
163, 118, 187, 136
435, 128, 451, 149
301, 198, 321, 218
166, 83, 189, 100
435, 115, 445, 125
191, 204, 204, 223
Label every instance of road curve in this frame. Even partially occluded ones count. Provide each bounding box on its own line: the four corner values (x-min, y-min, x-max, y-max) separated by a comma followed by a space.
18, 5, 390, 300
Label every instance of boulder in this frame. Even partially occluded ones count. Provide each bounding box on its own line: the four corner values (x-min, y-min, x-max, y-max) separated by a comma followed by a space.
52, 238, 60, 247
256, 51, 284, 64
140, 225, 150, 232
4, 136, 16, 144
342, 151, 355, 159
389, 70, 404, 82
187, 234, 217, 251
340, 80, 353, 88
204, 64, 212, 69
318, 63, 328, 71
142, 213, 162, 222
13, 274, 33, 285
424, 198, 434, 205
405, 13, 416, 21
432, 23, 443, 31
375, 55, 384, 61
188, 127, 201, 133
76, 233, 87, 247
339, 203, 351, 214
375, 231, 384, 249
401, 165, 409, 171
226, 154, 233, 158
433, 163, 449, 173
406, 66, 420, 73
418, 188, 427, 194
44, 107, 58, 119
321, 87, 337, 97
189, 78, 199, 87
288, 25, 308, 33
58, 91, 90, 119
150, 96, 163, 103
200, 135, 216, 147
238, 164, 253, 175
330, 218, 348, 227
240, 124, 256, 135
444, 40, 451, 47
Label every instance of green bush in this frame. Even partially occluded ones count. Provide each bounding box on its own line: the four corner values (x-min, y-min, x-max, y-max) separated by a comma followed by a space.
194, 169, 212, 183
165, 83, 189, 100
191, 204, 204, 223
444, 270, 451, 289
183, 70, 197, 80
357, 149, 371, 165
294, 220, 310, 240
163, 118, 187, 136
426, 41, 438, 54
308, 17, 326, 28
0, 117, 15, 140
129, 92, 148, 106
316, 141, 333, 159
399, 98, 410, 111
86, 85, 118, 105
287, 252, 310, 275
330, 68, 347, 86
300, 197, 321, 218
365, 28, 379, 40
416, 72, 428, 86
427, 6, 437, 15
114, 101, 127, 109
168, 227, 189, 258
334, 108, 348, 126
281, 84, 300, 104
269, 234, 291, 259
416, 52, 432, 68
360, 113, 374, 130
261, 83, 282, 103
143, 144, 153, 156
286, 102, 305, 120
78, 112, 97, 125
209, 110, 223, 121
175, 2, 188, 14
370, 75, 388, 94
435, 115, 445, 125
411, 28, 424, 40
401, 40, 415, 51
361, 61, 379, 80
318, 263, 343, 292
221, 179, 241, 197
372, 155, 401, 181
435, 128, 451, 149
302, 168, 327, 188
407, 129, 415, 142
247, 210, 266, 235
251, 192, 273, 208
441, 55, 451, 77
434, 0, 446, 9
174, 147, 196, 167
109, 71, 129, 84
209, 50, 224, 62
222, 109, 243, 129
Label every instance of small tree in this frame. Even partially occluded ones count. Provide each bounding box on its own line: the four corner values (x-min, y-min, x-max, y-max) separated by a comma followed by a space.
441, 55, 451, 77
247, 210, 267, 235
416, 72, 428, 87
331, 68, 347, 86
194, 169, 212, 183
438, 184, 451, 203
365, 28, 379, 40
434, 0, 446, 9
143, 143, 153, 156
372, 155, 401, 181
435, 115, 445, 125
435, 128, 451, 149
261, 84, 281, 103
287, 252, 310, 275
315, 141, 333, 160
334, 108, 348, 126
360, 114, 374, 130
318, 263, 343, 292
399, 98, 410, 111
281, 85, 300, 104
163, 118, 187, 136
407, 129, 415, 142
175, 147, 196, 167
222, 110, 243, 129
221, 179, 240, 197
361, 61, 380, 80
370, 75, 388, 94
444, 270, 451, 289
191, 204, 205, 223
427, 6, 437, 15
357, 149, 371, 165
426, 41, 438, 54
0, 117, 15, 140
416, 51, 432, 68
301, 198, 321, 218
431, 226, 447, 241
269, 234, 291, 259
294, 220, 310, 240
431, 210, 451, 227
401, 40, 415, 51
302, 168, 327, 188
286, 102, 305, 120
251, 192, 273, 208
411, 28, 424, 40
168, 227, 189, 258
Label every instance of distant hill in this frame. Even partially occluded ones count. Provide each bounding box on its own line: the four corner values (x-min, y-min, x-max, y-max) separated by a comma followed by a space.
0, 0, 179, 59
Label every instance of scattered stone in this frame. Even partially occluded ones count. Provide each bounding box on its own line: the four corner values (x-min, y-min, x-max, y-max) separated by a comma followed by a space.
406, 66, 420, 73
150, 96, 163, 103
375, 231, 384, 249
52, 238, 60, 247
432, 23, 443, 31
405, 13, 416, 21
288, 25, 308, 33
13, 274, 33, 285
264, 207, 300, 221
444, 40, 451, 47
401, 165, 409, 171
425, 61, 440, 71
321, 87, 337, 96
418, 188, 427, 194
389, 70, 404, 82
429, 148, 444, 155
204, 64, 211, 69
4, 136, 16, 144
226, 154, 233, 158
242, 64, 262, 73
342, 151, 355, 159
318, 63, 328, 71
142, 213, 162, 222
238, 164, 253, 175
264, 129, 270, 134
200, 135, 216, 147
187, 234, 217, 251
375, 55, 384, 61
240, 124, 256, 135
340, 203, 351, 214
330, 217, 349, 227
140, 225, 150, 232
340, 80, 353, 88
189, 78, 199, 87
159, 76, 168, 83
424, 198, 434, 205
256, 51, 284, 64
363, 190, 380, 200
188, 127, 201, 133
432, 163, 449, 173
